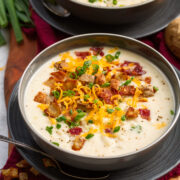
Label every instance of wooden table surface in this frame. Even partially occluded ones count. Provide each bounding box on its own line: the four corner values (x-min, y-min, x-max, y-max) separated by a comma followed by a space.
4, 29, 37, 155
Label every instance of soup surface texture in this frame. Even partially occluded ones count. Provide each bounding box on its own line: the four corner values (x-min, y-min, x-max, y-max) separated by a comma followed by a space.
76, 0, 150, 7
24, 46, 174, 157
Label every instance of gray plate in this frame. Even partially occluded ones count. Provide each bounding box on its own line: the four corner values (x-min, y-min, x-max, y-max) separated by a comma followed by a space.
7, 69, 180, 180
30, 0, 180, 38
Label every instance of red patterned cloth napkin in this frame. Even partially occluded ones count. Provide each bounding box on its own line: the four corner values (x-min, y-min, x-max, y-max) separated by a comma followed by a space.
1, 10, 180, 180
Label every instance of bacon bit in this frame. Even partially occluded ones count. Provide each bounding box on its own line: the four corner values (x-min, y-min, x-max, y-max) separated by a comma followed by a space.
62, 79, 77, 90
90, 47, 104, 56
54, 60, 68, 70
42, 158, 56, 167
145, 77, 151, 84
51, 70, 66, 82
98, 88, 113, 104
79, 74, 95, 83
44, 102, 61, 118
105, 128, 111, 133
140, 85, 154, 97
19, 172, 28, 180
16, 160, 29, 168
138, 98, 148, 102
95, 74, 106, 85
119, 86, 136, 96
110, 79, 120, 91
44, 77, 56, 88
69, 127, 82, 135
75, 51, 91, 59
125, 107, 138, 119
139, 109, 151, 120
121, 61, 146, 76
34, 92, 49, 104
1, 168, 18, 178
72, 136, 85, 151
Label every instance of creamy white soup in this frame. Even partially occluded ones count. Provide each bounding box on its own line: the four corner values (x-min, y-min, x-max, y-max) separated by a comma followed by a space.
24, 47, 174, 157
76, 0, 150, 7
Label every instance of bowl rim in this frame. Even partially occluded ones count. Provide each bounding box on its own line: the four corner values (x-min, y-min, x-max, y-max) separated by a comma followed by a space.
64, 0, 155, 9
18, 33, 180, 160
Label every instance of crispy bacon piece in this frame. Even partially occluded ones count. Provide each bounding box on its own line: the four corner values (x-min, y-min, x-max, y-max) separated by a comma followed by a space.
75, 51, 91, 59
1, 168, 18, 178
34, 92, 49, 104
54, 60, 68, 70
144, 77, 151, 84
62, 79, 77, 90
119, 86, 136, 96
51, 70, 66, 82
79, 74, 95, 83
69, 127, 82, 135
44, 102, 61, 118
110, 79, 120, 90
125, 107, 138, 119
95, 74, 106, 85
139, 109, 151, 120
98, 88, 113, 104
72, 136, 85, 151
90, 47, 104, 56
121, 61, 146, 76
140, 85, 154, 97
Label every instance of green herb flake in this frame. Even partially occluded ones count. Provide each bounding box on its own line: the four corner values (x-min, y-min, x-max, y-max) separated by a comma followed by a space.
77, 109, 83, 113
130, 125, 142, 133
115, 51, 120, 59
46, 126, 53, 135
74, 112, 86, 121
69, 109, 73, 115
92, 56, 98, 61
56, 115, 67, 122
115, 107, 121, 111
76, 66, 86, 76
105, 54, 115, 62
113, 126, 120, 133
52, 142, 59, 146
86, 133, 94, 139
88, 0, 96, 3
93, 99, 98, 104
170, 110, 175, 115
153, 86, 159, 92
92, 64, 99, 75
121, 115, 126, 121
121, 77, 134, 86
52, 90, 60, 99
56, 124, 61, 129
88, 120, 93, 124
84, 94, 90, 101
69, 72, 78, 79
63, 90, 75, 97
107, 108, 114, 114
101, 82, 110, 87
88, 82, 94, 89
84, 60, 92, 68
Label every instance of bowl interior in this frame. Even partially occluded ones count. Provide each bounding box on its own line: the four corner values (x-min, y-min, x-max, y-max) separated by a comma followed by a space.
18, 33, 180, 159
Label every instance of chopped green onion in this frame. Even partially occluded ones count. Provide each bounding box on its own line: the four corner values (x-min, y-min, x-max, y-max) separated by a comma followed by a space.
83, 60, 92, 68
74, 112, 86, 121
84, 94, 90, 101
101, 82, 110, 87
52, 142, 59, 146
56, 115, 67, 122
69, 72, 78, 79
115, 51, 121, 59
46, 126, 53, 135
121, 115, 126, 121
115, 107, 121, 111
76, 66, 86, 76
153, 86, 159, 92
105, 54, 115, 62
107, 108, 114, 114
92, 64, 99, 75
170, 110, 174, 115
130, 125, 142, 133
56, 124, 61, 129
88, 82, 94, 89
88, 0, 96, 2
69, 109, 73, 115
92, 56, 98, 61
113, 126, 120, 133
86, 133, 94, 139
88, 120, 93, 124
52, 90, 60, 99
63, 90, 75, 97
93, 99, 98, 104
77, 109, 83, 113
121, 77, 134, 86
113, 0, 117, 5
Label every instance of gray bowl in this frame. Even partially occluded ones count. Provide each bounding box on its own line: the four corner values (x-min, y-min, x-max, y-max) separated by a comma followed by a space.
56, 0, 168, 24
18, 33, 180, 171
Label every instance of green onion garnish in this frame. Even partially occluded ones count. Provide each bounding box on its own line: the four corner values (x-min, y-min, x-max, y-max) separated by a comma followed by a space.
170, 110, 174, 115
121, 77, 134, 86
101, 82, 110, 87
113, 126, 120, 133
105, 54, 115, 62
88, 120, 93, 124
52, 142, 59, 146
107, 108, 114, 114
56, 115, 67, 122
56, 124, 61, 129
46, 126, 53, 135
86, 134, 94, 139
63, 90, 75, 97
121, 115, 126, 121
52, 90, 60, 99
